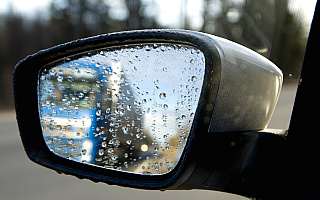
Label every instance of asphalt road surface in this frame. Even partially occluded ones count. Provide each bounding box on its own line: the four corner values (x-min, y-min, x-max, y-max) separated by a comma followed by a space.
0, 84, 297, 200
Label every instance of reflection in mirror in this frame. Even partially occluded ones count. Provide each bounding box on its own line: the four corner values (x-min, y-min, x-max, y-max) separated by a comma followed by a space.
38, 43, 205, 175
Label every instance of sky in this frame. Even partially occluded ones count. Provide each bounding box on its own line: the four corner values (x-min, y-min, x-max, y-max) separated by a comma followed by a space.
0, 0, 48, 14
0, 0, 317, 26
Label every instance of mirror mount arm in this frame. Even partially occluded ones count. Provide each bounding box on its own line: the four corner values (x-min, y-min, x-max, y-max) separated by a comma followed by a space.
173, 131, 288, 199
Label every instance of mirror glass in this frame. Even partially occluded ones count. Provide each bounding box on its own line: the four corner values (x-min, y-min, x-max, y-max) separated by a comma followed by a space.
38, 43, 205, 175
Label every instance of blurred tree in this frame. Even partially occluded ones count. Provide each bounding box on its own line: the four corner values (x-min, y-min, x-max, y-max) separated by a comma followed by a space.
0, 0, 161, 110
203, 0, 275, 57
199, 0, 307, 79
125, 0, 160, 30
49, 0, 124, 44
0, 0, 312, 110
269, 1, 308, 79
126, 0, 142, 30
0, 10, 29, 110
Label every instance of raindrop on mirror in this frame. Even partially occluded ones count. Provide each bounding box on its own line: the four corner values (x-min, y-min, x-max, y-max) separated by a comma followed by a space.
38, 43, 205, 175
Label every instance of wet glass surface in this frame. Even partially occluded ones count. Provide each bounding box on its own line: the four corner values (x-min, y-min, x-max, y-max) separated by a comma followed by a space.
38, 43, 205, 175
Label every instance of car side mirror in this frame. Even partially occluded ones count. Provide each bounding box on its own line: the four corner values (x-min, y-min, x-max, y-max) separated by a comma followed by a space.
14, 30, 283, 198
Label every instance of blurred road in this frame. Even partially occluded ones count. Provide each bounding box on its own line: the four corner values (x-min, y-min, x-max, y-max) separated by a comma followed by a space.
268, 83, 298, 130
0, 119, 249, 200
0, 84, 297, 200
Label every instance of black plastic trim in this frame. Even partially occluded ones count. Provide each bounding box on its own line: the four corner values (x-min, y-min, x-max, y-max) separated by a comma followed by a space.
283, 2, 320, 199
13, 29, 221, 190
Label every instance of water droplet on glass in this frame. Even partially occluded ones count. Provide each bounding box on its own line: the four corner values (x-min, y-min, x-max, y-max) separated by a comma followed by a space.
111, 155, 118, 160
163, 104, 168, 109
57, 76, 63, 82
119, 109, 125, 116
82, 149, 87, 155
127, 105, 132, 111
108, 148, 114, 154
78, 92, 84, 98
191, 76, 197, 82
114, 139, 120, 147
56, 125, 62, 131
95, 62, 102, 67
49, 69, 56, 76
96, 110, 101, 116
145, 46, 151, 51
47, 138, 53, 144
159, 93, 166, 100
126, 140, 132, 145
99, 149, 105, 156
101, 141, 107, 147
67, 138, 74, 144
122, 126, 128, 134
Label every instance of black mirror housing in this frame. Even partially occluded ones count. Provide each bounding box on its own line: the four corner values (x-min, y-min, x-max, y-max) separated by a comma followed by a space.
13, 29, 283, 198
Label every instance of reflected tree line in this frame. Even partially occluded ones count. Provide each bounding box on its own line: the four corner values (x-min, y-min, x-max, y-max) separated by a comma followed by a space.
0, 0, 309, 110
